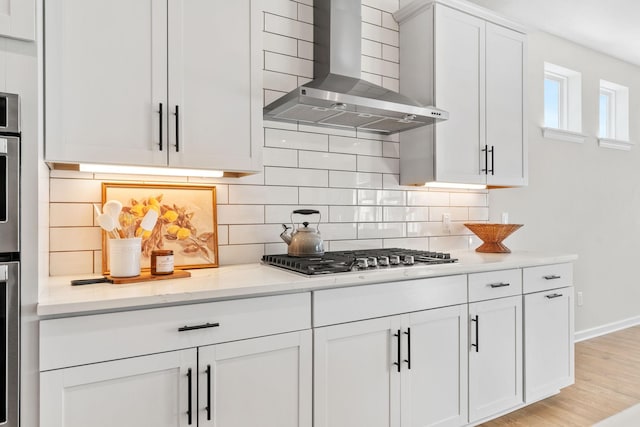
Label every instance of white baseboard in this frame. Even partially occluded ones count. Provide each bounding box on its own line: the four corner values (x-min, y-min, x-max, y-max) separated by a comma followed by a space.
574, 315, 640, 342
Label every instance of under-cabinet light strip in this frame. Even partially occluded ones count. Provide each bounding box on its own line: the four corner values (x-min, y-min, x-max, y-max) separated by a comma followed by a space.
423, 182, 487, 190
78, 163, 224, 178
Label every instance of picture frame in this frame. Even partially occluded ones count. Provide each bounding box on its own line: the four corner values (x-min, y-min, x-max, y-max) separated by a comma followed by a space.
101, 182, 218, 273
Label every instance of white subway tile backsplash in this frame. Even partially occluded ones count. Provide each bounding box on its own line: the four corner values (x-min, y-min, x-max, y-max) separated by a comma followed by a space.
229, 224, 284, 244
264, 242, 289, 255
217, 225, 229, 245
363, 0, 400, 14
407, 222, 445, 237
217, 205, 265, 225
362, 22, 399, 46
298, 124, 357, 138
382, 77, 399, 91
361, 71, 383, 86
381, 12, 399, 31
264, 119, 298, 131
384, 206, 429, 222
298, 40, 313, 60
264, 0, 298, 20
263, 147, 298, 168
430, 235, 473, 252
264, 52, 313, 78
264, 32, 297, 56
330, 171, 383, 189
299, 187, 357, 205
264, 90, 286, 107
50, 251, 95, 276
50, 179, 101, 203
330, 206, 383, 223
299, 151, 356, 171
362, 39, 382, 58
218, 244, 265, 265
229, 185, 298, 205
357, 155, 399, 174
265, 128, 328, 151
294, 0, 312, 6
264, 70, 298, 93
50, 227, 102, 252
383, 237, 429, 250
469, 207, 489, 221
450, 192, 488, 207
329, 135, 382, 156
407, 190, 450, 206
329, 239, 383, 251
382, 44, 399, 63
358, 222, 405, 239
50, 203, 93, 227
188, 173, 264, 186
382, 141, 400, 158
265, 167, 328, 187
318, 223, 358, 240
362, 6, 382, 25
358, 189, 405, 205
265, 205, 329, 224
264, 13, 313, 41
297, 3, 313, 23
361, 56, 399, 79
429, 207, 469, 222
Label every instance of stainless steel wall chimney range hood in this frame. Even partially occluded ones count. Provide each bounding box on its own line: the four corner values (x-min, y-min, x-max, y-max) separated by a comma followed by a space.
263, 0, 449, 135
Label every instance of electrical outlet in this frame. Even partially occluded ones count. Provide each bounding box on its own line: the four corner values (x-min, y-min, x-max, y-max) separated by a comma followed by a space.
577, 291, 583, 307
442, 213, 451, 232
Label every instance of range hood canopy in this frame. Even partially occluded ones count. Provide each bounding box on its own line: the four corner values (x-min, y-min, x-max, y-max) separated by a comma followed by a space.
263, 0, 448, 135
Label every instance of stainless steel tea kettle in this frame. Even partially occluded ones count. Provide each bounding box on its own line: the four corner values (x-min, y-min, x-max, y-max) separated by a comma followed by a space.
280, 209, 325, 257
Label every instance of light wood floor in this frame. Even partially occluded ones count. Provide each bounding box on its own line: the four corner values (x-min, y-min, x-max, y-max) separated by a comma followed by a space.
482, 325, 640, 426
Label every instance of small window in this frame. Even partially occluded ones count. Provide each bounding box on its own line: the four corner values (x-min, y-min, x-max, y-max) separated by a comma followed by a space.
543, 63, 582, 133
599, 80, 628, 141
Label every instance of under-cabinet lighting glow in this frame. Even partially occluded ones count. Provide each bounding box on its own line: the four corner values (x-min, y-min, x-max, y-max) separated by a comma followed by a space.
423, 182, 487, 190
78, 163, 225, 178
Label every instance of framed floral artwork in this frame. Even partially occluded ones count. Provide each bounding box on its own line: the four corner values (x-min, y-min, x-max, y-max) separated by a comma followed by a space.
101, 183, 218, 273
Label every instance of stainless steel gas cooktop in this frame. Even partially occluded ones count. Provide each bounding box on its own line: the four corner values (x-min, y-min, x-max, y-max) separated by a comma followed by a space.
261, 248, 457, 276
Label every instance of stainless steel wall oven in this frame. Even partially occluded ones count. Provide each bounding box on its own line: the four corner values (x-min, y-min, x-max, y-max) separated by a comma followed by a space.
0, 91, 20, 427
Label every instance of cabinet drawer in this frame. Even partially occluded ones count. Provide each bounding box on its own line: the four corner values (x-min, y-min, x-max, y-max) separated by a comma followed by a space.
40, 293, 311, 371
523, 263, 573, 294
313, 275, 467, 327
469, 269, 522, 302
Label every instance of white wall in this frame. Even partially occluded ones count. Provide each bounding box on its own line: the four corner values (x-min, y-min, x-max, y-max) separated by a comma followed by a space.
490, 31, 640, 334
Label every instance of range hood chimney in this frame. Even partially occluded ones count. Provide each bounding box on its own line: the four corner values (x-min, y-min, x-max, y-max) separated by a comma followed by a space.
263, 0, 448, 135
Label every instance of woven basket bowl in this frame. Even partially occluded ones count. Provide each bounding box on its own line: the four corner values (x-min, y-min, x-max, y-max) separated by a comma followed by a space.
464, 223, 523, 253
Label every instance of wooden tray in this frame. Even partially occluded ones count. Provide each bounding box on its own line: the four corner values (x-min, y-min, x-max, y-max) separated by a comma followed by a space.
108, 270, 191, 284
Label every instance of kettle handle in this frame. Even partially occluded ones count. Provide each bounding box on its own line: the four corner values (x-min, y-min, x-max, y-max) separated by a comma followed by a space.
291, 209, 321, 232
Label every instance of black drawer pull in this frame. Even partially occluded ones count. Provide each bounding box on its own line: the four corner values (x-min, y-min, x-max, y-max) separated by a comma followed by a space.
489, 282, 510, 288
543, 275, 561, 280
187, 368, 193, 425
178, 322, 220, 332
403, 328, 411, 369
393, 330, 401, 372
545, 293, 563, 299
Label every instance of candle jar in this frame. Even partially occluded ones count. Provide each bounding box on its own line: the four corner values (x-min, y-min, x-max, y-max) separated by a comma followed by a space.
151, 250, 174, 275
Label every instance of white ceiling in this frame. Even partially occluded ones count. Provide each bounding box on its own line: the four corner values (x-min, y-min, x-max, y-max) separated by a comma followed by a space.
466, 0, 640, 67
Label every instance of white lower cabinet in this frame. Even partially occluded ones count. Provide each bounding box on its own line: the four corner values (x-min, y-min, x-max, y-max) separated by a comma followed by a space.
41, 350, 195, 427
468, 295, 523, 423
313, 304, 468, 427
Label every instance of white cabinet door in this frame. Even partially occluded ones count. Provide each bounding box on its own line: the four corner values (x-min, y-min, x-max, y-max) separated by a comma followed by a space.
40, 349, 196, 427
402, 305, 468, 427
433, 5, 485, 185
199, 330, 312, 427
0, 0, 34, 40
167, 0, 262, 172
485, 23, 526, 186
45, 0, 168, 167
469, 295, 523, 422
524, 287, 574, 402
314, 316, 402, 427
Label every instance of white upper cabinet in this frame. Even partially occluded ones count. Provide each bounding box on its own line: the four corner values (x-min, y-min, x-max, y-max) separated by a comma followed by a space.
0, 0, 35, 40
396, 0, 527, 187
45, 0, 263, 174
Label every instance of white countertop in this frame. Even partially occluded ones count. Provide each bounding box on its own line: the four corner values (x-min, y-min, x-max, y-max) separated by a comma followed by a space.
38, 251, 578, 317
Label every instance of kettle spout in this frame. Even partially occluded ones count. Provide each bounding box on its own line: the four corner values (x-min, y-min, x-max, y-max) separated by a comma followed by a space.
280, 224, 292, 245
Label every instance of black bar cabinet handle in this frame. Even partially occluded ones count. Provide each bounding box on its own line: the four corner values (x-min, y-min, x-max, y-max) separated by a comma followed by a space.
178, 322, 220, 332
543, 275, 561, 280
175, 105, 180, 152
481, 145, 488, 174
393, 330, 401, 372
471, 316, 479, 352
545, 293, 563, 299
187, 368, 193, 425
206, 364, 212, 420
404, 328, 411, 369
489, 145, 495, 175
489, 282, 510, 288
158, 102, 163, 151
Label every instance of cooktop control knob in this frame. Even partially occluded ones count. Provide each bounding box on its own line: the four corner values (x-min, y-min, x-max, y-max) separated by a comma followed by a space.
389, 255, 400, 265
378, 256, 390, 267
356, 258, 368, 269
367, 257, 378, 267
403, 255, 415, 265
